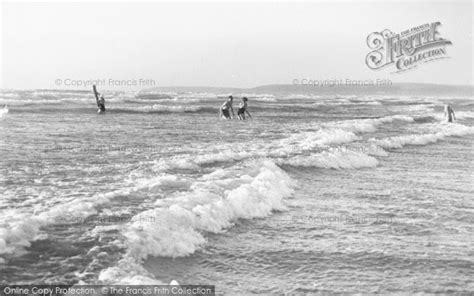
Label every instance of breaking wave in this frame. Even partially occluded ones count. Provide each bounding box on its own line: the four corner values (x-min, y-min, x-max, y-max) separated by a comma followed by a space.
98, 159, 295, 283
370, 123, 474, 149
0, 106, 8, 117
279, 149, 379, 169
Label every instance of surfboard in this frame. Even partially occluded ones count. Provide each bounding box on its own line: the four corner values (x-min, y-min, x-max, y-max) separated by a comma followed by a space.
93, 85, 100, 106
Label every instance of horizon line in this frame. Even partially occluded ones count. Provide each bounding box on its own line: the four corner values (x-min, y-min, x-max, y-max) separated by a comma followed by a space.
1, 82, 473, 92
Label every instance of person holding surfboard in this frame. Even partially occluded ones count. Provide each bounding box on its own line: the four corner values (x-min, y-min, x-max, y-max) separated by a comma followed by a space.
93, 85, 106, 114
237, 97, 252, 120
220, 95, 235, 119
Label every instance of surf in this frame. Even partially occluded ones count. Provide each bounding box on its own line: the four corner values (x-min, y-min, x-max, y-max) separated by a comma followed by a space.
97, 159, 295, 284
0, 106, 8, 117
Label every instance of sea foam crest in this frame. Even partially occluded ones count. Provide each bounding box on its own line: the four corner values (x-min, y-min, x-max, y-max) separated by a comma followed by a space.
280, 148, 379, 169
98, 159, 294, 283
0, 106, 8, 117
0, 193, 113, 257
327, 115, 414, 133
370, 123, 474, 149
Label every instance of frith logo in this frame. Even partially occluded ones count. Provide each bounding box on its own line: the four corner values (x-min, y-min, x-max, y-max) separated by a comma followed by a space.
366, 22, 452, 73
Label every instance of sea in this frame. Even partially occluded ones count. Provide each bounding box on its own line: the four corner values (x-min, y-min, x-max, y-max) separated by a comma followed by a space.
0, 84, 473, 294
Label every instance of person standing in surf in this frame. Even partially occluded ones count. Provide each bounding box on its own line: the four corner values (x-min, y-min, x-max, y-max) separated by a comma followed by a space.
237, 97, 252, 120
93, 85, 106, 114
220, 95, 235, 119
98, 95, 106, 113
444, 104, 455, 123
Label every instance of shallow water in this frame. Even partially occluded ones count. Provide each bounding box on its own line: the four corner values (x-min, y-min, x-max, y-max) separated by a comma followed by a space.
0, 89, 473, 293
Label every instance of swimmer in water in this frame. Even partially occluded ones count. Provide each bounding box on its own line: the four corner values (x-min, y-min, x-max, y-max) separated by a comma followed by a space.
444, 104, 455, 123
220, 95, 235, 119
98, 95, 106, 113
237, 97, 252, 120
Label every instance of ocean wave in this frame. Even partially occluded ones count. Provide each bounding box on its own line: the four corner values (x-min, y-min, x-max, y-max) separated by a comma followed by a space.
278, 129, 361, 151
31, 90, 90, 98
0, 193, 112, 257
125, 97, 202, 104
0, 210, 47, 256
0, 98, 92, 106
454, 111, 474, 120
131, 174, 192, 193
369, 123, 474, 149
113, 105, 209, 113
279, 149, 379, 169
238, 93, 278, 102
150, 149, 266, 173
278, 95, 382, 106
176, 92, 218, 100
413, 116, 438, 123
98, 159, 295, 284
137, 91, 219, 101
283, 94, 323, 100
326, 115, 414, 133
0, 106, 8, 117
133, 159, 294, 258
148, 114, 415, 171
152, 158, 202, 172
419, 111, 474, 123
98, 256, 164, 284
0, 172, 193, 258
0, 93, 20, 99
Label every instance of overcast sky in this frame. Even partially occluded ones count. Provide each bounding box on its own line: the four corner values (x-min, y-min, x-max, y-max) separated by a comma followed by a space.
1, 1, 473, 89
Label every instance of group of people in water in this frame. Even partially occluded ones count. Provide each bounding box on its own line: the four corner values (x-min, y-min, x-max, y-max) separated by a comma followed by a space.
91, 85, 458, 123
92, 85, 252, 120
220, 95, 252, 120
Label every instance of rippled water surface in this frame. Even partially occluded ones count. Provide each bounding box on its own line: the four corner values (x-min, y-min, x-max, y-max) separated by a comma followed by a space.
0, 89, 473, 293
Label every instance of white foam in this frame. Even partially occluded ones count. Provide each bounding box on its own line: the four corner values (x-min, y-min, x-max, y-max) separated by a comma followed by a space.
0, 98, 92, 106
144, 114, 414, 170
134, 97, 201, 104
0, 92, 20, 99
280, 149, 379, 169
98, 256, 164, 284
253, 96, 278, 102
137, 90, 177, 96
370, 123, 474, 149
129, 159, 293, 258
98, 159, 294, 283
238, 93, 277, 102
283, 94, 323, 100
152, 150, 266, 172
0, 191, 114, 256
152, 158, 201, 172
31, 90, 89, 98
327, 115, 414, 133
194, 151, 255, 165
0, 172, 192, 258
278, 129, 360, 151
455, 111, 474, 120
0, 211, 47, 255
141, 114, 417, 177
132, 104, 203, 113
176, 92, 218, 100
0, 106, 8, 117
426, 111, 474, 122
133, 174, 191, 192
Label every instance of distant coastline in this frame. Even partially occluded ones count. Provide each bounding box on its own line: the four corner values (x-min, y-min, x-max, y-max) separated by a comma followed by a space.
145, 83, 474, 97
1, 83, 473, 97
